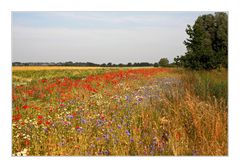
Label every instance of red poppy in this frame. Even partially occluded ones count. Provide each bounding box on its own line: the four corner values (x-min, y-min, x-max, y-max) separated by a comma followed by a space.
27, 90, 34, 96
37, 115, 43, 119
45, 120, 51, 126
22, 105, 29, 109
12, 114, 22, 121
25, 140, 30, 146
100, 114, 105, 120
72, 112, 77, 117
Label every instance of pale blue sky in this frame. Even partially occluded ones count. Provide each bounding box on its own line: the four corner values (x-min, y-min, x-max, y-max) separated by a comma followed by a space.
12, 11, 215, 64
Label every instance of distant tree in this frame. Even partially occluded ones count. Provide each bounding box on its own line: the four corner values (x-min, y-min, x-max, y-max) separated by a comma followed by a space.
127, 62, 132, 67
153, 62, 159, 67
174, 56, 182, 67
159, 58, 169, 67
133, 62, 138, 67
139, 62, 151, 66
107, 62, 112, 67
12, 62, 21, 66
118, 63, 124, 67
100, 63, 106, 67
64, 61, 73, 66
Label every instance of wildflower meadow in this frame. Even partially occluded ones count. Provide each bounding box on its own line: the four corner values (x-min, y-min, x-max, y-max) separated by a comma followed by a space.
12, 67, 227, 156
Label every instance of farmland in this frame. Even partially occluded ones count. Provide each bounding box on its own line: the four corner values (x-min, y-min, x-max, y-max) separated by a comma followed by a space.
12, 66, 227, 156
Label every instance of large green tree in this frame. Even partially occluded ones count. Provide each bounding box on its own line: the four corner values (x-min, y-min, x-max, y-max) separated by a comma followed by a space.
159, 58, 169, 67
180, 12, 228, 70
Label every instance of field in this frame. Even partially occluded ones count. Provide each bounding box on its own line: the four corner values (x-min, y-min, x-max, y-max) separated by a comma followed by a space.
12, 66, 104, 71
12, 66, 228, 156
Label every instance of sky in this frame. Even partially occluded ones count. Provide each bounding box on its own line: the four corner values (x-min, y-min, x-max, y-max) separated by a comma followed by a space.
12, 11, 215, 64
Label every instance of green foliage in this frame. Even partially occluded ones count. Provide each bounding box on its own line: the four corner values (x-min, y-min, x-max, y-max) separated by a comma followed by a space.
177, 12, 228, 70
174, 56, 182, 67
153, 63, 159, 67
159, 58, 169, 67
180, 69, 227, 102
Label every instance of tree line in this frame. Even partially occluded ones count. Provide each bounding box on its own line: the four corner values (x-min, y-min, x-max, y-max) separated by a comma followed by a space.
12, 58, 172, 67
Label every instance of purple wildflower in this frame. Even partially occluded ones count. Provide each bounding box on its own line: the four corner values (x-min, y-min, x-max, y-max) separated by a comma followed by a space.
103, 134, 109, 140
117, 124, 122, 129
126, 130, 131, 136
76, 126, 83, 132
97, 119, 104, 127
103, 150, 110, 155
66, 115, 74, 119
81, 118, 87, 124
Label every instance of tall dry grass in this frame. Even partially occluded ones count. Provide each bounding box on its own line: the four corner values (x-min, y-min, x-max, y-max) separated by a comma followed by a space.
151, 69, 228, 155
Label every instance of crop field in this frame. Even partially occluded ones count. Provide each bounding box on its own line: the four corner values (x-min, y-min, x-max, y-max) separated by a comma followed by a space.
12, 67, 227, 156
12, 66, 104, 71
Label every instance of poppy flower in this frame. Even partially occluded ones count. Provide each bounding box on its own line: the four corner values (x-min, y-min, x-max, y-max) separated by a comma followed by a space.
37, 115, 43, 119
12, 114, 21, 121
100, 114, 105, 120
45, 121, 51, 126
25, 140, 30, 146
22, 105, 29, 109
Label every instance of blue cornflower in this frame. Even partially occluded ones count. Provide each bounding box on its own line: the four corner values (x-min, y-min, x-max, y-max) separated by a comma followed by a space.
66, 115, 74, 119
117, 124, 122, 129
103, 134, 109, 140
103, 150, 110, 155
126, 130, 131, 136
81, 118, 87, 124
97, 119, 104, 127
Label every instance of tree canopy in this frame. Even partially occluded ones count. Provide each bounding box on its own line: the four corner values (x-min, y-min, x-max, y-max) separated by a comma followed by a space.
176, 12, 228, 70
159, 58, 169, 67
